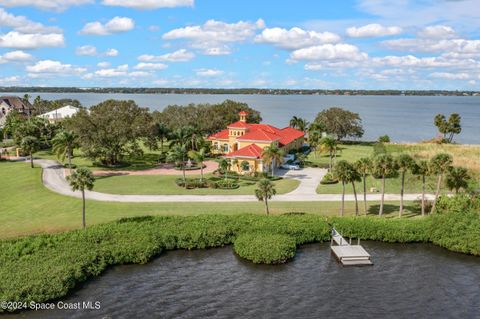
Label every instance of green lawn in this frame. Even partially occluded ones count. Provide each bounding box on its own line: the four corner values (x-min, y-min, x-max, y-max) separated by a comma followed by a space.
0, 161, 420, 239
94, 174, 300, 195
307, 144, 374, 168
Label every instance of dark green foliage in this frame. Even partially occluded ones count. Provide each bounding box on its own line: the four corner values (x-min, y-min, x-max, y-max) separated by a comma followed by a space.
0, 209, 479, 310
234, 233, 297, 264
320, 172, 339, 184
314, 107, 364, 140
378, 135, 391, 143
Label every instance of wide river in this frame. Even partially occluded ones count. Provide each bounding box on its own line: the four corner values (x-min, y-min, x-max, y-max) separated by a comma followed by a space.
6, 93, 480, 144
6, 242, 480, 319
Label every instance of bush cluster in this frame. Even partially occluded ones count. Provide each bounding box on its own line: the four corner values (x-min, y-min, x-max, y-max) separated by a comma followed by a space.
320, 172, 339, 184
234, 233, 296, 264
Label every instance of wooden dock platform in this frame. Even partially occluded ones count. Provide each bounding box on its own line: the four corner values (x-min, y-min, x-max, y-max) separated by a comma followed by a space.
330, 228, 373, 266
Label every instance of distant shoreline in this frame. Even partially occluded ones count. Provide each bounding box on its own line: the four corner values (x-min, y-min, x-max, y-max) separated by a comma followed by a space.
1, 87, 479, 97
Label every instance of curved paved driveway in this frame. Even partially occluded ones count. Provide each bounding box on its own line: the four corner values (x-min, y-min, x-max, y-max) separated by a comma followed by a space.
38, 159, 434, 202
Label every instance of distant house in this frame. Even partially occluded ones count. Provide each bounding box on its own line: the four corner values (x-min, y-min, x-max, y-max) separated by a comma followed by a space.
38, 105, 80, 123
0, 95, 33, 127
208, 111, 305, 174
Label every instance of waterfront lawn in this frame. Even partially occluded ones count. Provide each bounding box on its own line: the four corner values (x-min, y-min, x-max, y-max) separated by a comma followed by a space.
0, 161, 420, 239
93, 174, 300, 195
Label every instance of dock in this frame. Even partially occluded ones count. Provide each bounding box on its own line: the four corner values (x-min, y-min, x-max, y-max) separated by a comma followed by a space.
330, 228, 373, 266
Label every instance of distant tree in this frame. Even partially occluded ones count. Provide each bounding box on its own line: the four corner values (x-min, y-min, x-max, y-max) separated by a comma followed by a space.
378, 135, 391, 143
434, 113, 462, 143
355, 157, 373, 215
145, 121, 170, 153
3, 111, 24, 139
411, 160, 430, 216
429, 153, 453, 214
307, 123, 324, 158
65, 100, 151, 166
396, 154, 415, 217
21, 136, 40, 168
67, 167, 95, 229
262, 145, 284, 176
445, 166, 470, 194
255, 178, 277, 215
372, 154, 397, 216
167, 144, 189, 186
188, 148, 207, 182
52, 131, 79, 172
314, 107, 364, 141
319, 136, 337, 171
169, 126, 195, 150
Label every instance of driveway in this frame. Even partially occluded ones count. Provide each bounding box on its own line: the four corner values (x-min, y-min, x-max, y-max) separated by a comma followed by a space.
37, 159, 434, 202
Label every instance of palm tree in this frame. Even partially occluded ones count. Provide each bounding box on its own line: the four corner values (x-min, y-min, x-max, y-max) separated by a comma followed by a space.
67, 167, 95, 229
372, 154, 397, 216
52, 131, 78, 172
334, 160, 361, 216
289, 116, 300, 128
254, 178, 277, 215
308, 128, 322, 159
290, 117, 310, 133
446, 166, 470, 194
429, 153, 453, 214
219, 158, 230, 181
355, 157, 372, 215
396, 154, 415, 217
169, 126, 194, 150
167, 144, 188, 186
188, 148, 206, 182
320, 136, 337, 171
412, 160, 430, 216
21, 136, 40, 168
262, 145, 284, 176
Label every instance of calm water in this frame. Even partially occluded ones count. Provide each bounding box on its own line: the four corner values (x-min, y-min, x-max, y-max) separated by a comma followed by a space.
7, 242, 480, 319
6, 93, 480, 143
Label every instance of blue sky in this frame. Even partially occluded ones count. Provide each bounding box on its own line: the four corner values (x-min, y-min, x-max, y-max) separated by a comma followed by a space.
1, 0, 479, 89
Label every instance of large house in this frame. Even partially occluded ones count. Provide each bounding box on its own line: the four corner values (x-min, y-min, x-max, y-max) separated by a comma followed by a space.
208, 111, 305, 173
38, 105, 80, 123
0, 96, 33, 127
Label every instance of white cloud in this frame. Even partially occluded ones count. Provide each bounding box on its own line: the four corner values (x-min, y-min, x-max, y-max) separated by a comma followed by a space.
163, 19, 264, 55
26, 60, 86, 77
0, 8, 61, 33
0, 75, 21, 85
195, 68, 223, 76
97, 61, 111, 68
0, 0, 93, 11
134, 62, 168, 70
290, 43, 368, 61
0, 50, 32, 63
0, 31, 64, 49
430, 72, 470, 80
102, 0, 193, 9
255, 27, 341, 50
383, 38, 480, 56
104, 48, 119, 57
346, 23, 402, 38
76, 45, 97, 56
418, 25, 457, 39
80, 17, 135, 36
86, 64, 153, 78
138, 49, 195, 62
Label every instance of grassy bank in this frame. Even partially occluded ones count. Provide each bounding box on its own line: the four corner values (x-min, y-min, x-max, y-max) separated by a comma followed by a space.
1, 201, 479, 310
0, 161, 421, 239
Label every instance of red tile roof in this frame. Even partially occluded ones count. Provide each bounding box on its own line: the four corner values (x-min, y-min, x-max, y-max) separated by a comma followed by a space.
227, 120, 249, 128
226, 144, 263, 158
238, 111, 248, 115
208, 129, 229, 140
237, 129, 281, 142
278, 127, 306, 146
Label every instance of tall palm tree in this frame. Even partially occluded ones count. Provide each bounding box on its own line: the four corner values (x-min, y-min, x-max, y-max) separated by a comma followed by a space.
334, 160, 361, 216
396, 154, 415, 217
308, 125, 322, 158
262, 145, 284, 176
355, 157, 372, 215
67, 167, 95, 229
429, 153, 453, 214
21, 136, 40, 168
372, 154, 397, 216
52, 131, 78, 172
445, 166, 470, 194
167, 144, 188, 186
412, 160, 430, 216
188, 148, 206, 182
255, 178, 277, 215
289, 116, 300, 128
320, 136, 337, 171
169, 126, 194, 150
290, 116, 310, 133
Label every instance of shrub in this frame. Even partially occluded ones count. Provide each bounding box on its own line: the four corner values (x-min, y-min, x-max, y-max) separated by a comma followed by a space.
175, 178, 207, 189
233, 233, 297, 264
215, 179, 239, 189
320, 172, 338, 184
378, 135, 391, 143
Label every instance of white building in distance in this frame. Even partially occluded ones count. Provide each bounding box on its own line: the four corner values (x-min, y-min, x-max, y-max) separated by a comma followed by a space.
38, 105, 80, 123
